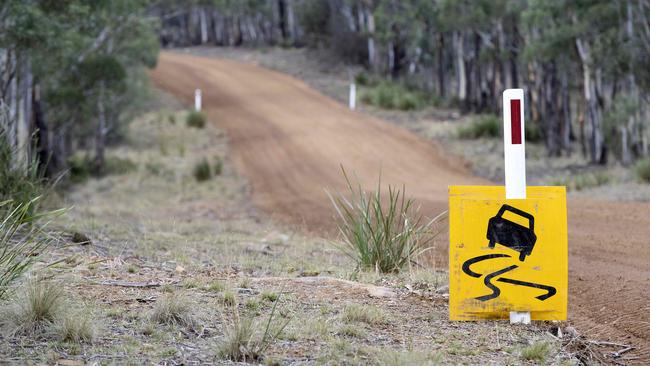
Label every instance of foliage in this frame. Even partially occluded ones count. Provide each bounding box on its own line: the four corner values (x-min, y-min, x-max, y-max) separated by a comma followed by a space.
186, 110, 207, 129
193, 158, 212, 182
0, 199, 58, 300
218, 299, 290, 362
54, 309, 95, 344
634, 158, 650, 183
0, 129, 43, 215
458, 115, 501, 139
360, 82, 426, 110
328, 168, 441, 273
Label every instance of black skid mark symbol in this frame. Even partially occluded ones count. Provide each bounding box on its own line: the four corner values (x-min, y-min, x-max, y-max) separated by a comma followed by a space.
461, 254, 557, 302
475, 265, 518, 301
496, 277, 557, 300
462, 253, 512, 278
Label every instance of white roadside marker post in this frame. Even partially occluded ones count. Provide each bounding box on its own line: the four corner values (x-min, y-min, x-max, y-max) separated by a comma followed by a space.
349, 83, 356, 110
503, 88, 531, 325
195, 89, 202, 111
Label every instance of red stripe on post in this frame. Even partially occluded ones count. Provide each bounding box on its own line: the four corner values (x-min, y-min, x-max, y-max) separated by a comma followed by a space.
510, 99, 522, 144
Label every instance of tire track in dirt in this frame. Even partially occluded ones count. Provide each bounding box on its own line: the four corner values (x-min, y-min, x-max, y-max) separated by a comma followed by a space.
151, 52, 650, 363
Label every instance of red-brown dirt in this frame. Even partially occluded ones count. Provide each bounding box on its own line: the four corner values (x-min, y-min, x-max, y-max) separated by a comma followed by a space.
151, 52, 650, 363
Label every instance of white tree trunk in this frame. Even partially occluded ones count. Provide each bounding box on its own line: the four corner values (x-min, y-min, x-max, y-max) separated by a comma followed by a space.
454, 32, 467, 102
199, 8, 209, 44
366, 7, 376, 69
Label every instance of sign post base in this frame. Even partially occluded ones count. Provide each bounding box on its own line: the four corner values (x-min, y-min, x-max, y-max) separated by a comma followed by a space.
509, 311, 531, 324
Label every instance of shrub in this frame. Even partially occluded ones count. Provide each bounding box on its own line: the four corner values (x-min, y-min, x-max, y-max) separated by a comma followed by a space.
354, 72, 372, 86
103, 156, 137, 175
68, 154, 136, 181
193, 158, 212, 182
67, 155, 92, 183
458, 115, 500, 139
361, 82, 425, 111
186, 110, 206, 128
525, 122, 543, 142
218, 300, 290, 362
635, 158, 650, 183
328, 168, 441, 273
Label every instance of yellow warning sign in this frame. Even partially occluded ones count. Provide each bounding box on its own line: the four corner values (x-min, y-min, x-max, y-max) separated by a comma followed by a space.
449, 186, 567, 321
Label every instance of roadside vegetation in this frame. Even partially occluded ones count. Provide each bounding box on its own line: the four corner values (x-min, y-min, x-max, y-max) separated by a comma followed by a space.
0, 97, 575, 364
329, 169, 442, 273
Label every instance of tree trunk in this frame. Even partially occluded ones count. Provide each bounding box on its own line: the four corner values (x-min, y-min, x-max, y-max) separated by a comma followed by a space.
454, 32, 466, 105
94, 81, 107, 172
437, 33, 446, 98
576, 37, 604, 164
366, 6, 376, 70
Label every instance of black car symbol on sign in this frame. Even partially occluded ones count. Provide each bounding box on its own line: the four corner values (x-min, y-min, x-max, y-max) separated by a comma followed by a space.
486, 204, 536, 261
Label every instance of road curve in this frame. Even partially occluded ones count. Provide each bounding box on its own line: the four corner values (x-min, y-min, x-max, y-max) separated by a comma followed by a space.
151, 52, 650, 363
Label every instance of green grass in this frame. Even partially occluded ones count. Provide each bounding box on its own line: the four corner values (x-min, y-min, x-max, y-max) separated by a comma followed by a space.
0, 200, 58, 300
520, 341, 551, 363
550, 171, 611, 191
261, 291, 278, 302
360, 82, 427, 111
206, 280, 225, 293
193, 158, 212, 182
634, 158, 650, 183
458, 115, 500, 139
328, 168, 442, 273
222, 291, 237, 307
186, 110, 206, 128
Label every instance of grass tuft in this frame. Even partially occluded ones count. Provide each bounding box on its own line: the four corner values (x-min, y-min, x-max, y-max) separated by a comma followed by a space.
54, 309, 96, 343
150, 293, 195, 328
3, 279, 64, 336
328, 168, 441, 273
218, 299, 290, 362
520, 341, 551, 363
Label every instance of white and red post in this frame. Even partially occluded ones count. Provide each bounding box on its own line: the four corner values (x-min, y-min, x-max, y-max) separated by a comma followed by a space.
503, 88, 531, 324
503, 89, 526, 200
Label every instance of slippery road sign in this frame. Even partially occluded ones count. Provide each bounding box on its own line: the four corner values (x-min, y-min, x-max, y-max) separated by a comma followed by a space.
449, 186, 568, 320
449, 89, 568, 321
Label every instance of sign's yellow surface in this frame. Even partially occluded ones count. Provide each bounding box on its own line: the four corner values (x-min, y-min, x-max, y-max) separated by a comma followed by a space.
449, 186, 567, 321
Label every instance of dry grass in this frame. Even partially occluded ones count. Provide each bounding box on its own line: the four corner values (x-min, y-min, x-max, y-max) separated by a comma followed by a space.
150, 293, 196, 328
342, 304, 388, 325
3, 279, 64, 336
0, 93, 577, 364
54, 309, 96, 343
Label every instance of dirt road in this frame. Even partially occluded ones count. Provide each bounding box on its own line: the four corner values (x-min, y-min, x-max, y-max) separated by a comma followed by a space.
151, 52, 650, 362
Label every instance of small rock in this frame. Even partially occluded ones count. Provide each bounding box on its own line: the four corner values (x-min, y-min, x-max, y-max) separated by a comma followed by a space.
435, 285, 449, 294
367, 286, 396, 298
175, 265, 185, 273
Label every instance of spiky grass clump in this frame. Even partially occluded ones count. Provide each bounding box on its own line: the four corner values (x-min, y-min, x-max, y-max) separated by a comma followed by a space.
0, 199, 58, 300
218, 300, 290, 362
3, 279, 64, 336
329, 169, 441, 273
150, 293, 195, 328
193, 159, 212, 182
